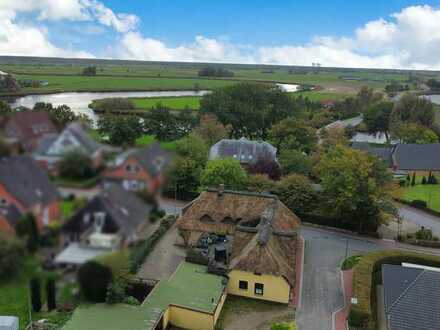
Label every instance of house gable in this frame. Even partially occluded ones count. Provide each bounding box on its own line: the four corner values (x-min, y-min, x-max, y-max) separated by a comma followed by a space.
46, 130, 85, 156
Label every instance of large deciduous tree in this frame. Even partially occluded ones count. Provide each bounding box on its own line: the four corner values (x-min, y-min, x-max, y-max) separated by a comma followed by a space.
200, 83, 295, 139
200, 158, 248, 190
59, 150, 95, 180
0, 236, 25, 279
268, 118, 317, 154
275, 174, 317, 215
97, 114, 143, 146
193, 114, 231, 146
316, 145, 393, 232
363, 101, 393, 141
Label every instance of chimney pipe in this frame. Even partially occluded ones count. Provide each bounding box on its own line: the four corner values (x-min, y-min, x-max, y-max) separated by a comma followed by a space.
218, 184, 225, 196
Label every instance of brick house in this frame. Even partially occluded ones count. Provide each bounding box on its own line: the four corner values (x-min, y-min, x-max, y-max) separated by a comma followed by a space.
0, 155, 60, 234
102, 143, 171, 194
3, 111, 58, 152
33, 122, 113, 174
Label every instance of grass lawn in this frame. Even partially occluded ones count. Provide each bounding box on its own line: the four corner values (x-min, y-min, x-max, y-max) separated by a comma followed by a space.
135, 134, 178, 151
341, 255, 362, 270
130, 96, 202, 110
61, 200, 76, 218
0, 257, 70, 330
52, 176, 100, 189
403, 183, 440, 212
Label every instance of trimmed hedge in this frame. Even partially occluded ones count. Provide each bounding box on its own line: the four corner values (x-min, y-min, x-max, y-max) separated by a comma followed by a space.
129, 215, 176, 273
349, 250, 440, 328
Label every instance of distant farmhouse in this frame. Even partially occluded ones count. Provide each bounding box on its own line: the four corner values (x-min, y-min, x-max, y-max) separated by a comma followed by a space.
177, 186, 300, 304
209, 137, 279, 176
353, 142, 440, 174
381, 264, 440, 330
0, 155, 60, 235
102, 143, 171, 193
3, 111, 58, 153
56, 185, 154, 265
33, 122, 113, 174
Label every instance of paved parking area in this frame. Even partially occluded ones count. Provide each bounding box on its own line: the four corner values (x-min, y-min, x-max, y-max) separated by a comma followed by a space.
136, 225, 186, 281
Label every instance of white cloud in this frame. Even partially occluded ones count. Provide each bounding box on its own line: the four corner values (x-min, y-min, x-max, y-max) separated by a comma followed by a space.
0, 0, 139, 32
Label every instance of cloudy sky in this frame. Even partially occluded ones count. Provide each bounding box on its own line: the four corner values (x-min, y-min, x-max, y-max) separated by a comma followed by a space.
2, 0, 440, 70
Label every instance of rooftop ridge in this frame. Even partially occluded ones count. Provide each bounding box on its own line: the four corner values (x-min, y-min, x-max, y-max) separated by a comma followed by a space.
388, 269, 425, 313
205, 187, 277, 199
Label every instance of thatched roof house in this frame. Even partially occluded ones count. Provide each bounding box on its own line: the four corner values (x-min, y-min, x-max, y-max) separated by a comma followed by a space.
177, 187, 300, 290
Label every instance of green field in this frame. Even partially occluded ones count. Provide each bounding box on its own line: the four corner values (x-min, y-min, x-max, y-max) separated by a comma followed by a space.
295, 90, 350, 101
1, 56, 428, 98
130, 96, 202, 110
403, 183, 440, 212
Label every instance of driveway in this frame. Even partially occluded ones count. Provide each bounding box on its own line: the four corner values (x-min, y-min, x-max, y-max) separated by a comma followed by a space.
297, 225, 440, 330
296, 226, 380, 330
136, 225, 186, 281
158, 196, 187, 216
398, 204, 440, 236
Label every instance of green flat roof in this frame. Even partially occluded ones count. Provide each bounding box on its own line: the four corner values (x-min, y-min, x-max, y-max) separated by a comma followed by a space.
142, 262, 227, 326
63, 262, 227, 330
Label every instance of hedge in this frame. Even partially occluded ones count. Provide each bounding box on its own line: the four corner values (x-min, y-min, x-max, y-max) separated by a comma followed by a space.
349, 250, 440, 329
395, 198, 440, 218
129, 215, 176, 273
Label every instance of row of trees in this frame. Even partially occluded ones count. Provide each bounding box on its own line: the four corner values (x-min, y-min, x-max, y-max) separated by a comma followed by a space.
364, 93, 438, 143
198, 66, 234, 77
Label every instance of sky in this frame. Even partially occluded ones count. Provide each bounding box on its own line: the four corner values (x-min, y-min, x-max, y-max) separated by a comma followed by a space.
2, 1, 440, 69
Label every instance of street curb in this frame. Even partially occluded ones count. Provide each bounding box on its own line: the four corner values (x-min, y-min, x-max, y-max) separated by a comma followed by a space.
332, 270, 348, 330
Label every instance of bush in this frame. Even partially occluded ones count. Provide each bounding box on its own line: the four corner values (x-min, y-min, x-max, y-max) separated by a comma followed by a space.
422, 176, 427, 184
186, 248, 209, 266
0, 237, 26, 279
349, 250, 440, 328
411, 199, 427, 209
59, 150, 95, 180
30, 277, 42, 312
415, 227, 433, 240
106, 280, 126, 304
130, 215, 176, 273
78, 261, 113, 302
15, 213, 40, 253
123, 296, 140, 305
46, 278, 57, 311
398, 179, 407, 187
270, 322, 296, 330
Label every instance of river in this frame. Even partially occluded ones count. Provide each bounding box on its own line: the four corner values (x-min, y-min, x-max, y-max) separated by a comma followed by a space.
7, 83, 299, 120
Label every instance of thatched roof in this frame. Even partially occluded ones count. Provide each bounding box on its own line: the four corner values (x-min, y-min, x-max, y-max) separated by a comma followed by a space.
177, 188, 300, 285
177, 189, 300, 234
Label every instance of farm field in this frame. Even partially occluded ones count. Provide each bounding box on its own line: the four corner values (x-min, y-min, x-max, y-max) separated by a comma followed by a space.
0, 56, 428, 97
130, 96, 201, 110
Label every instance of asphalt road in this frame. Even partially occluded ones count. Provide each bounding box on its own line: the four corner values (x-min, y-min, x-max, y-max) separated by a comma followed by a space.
398, 204, 440, 236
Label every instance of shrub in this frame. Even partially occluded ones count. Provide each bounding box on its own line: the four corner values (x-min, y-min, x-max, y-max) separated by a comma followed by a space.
415, 227, 433, 240
46, 278, 57, 311
30, 278, 42, 312
106, 280, 126, 304
0, 237, 25, 279
78, 261, 113, 302
432, 175, 438, 184
411, 199, 427, 209
411, 172, 416, 186
270, 322, 296, 330
186, 248, 209, 266
59, 150, 95, 180
349, 250, 440, 328
130, 215, 176, 273
422, 176, 427, 184
15, 213, 40, 253
123, 296, 140, 305
398, 179, 407, 187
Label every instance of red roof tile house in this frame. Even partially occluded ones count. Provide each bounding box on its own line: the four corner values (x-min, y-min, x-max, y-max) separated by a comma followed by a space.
3, 111, 58, 152
0, 155, 60, 235
101, 143, 171, 194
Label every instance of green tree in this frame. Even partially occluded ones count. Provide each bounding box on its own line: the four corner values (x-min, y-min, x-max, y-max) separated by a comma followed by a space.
175, 133, 209, 166
246, 174, 276, 193
78, 261, 113, 302
59, 149, 95, 180
106, 280, 126, 304
363, 101, 393, 141
46, 278, 57, 311
97, 114, 143, 146
393, 122, 438, 144
33, 103, 90, 129
165, 157, 203, 195
0, 236, 25, 279
92, 98, 135, 113
200, 83, 295, 139
316, 145, 393, 232
269, 118, 317, 154
200, 158, 248, 190
82, 66, 97, 76
15, 213, 40, 253
0, 101, 12, 116
391, 93, 435, 128
142, 104, 178, 141
30, 277, 42, 312
193, 114, 231, 146
279, 150, 312, 175
275, 174, 317, 215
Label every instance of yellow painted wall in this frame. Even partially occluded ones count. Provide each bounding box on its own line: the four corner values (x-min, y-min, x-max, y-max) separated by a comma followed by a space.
168, 305, 214, 330
227, 270, 291, 304
213, 292, 227, 325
